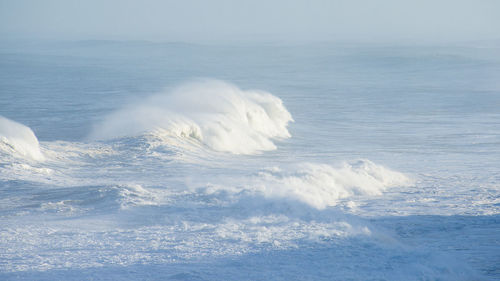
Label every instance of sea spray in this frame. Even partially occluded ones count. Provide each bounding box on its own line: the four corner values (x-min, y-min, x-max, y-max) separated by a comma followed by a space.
90, 80, 293, 154
0, 116, 44, 161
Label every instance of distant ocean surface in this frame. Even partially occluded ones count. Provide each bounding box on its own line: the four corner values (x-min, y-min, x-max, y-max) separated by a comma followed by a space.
1, 40, 499, 280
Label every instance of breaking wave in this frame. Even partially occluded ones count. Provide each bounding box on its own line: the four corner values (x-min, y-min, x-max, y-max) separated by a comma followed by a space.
90, 80, 293, 155
201, 160, 412, 210
0, 116, 44, 161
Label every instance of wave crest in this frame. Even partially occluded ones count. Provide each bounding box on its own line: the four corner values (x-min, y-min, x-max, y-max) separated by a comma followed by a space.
202, 160, 412, 210
0, 116, 44, 161
90, 80, 293, 155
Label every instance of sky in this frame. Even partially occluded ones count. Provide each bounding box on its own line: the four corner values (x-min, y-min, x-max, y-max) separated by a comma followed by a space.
1, 0, 499, 43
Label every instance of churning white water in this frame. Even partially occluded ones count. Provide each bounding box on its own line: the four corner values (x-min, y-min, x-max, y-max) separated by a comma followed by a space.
1, 41, 499, 280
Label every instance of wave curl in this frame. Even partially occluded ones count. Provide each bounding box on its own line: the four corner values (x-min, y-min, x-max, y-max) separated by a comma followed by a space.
90, 80, 293, 155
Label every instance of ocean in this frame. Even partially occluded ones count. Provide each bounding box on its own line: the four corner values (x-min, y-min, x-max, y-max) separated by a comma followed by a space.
1, 40, 499, 280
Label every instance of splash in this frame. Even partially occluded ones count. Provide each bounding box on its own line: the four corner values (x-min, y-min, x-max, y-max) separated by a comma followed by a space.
90, 80, 293, 154
0, 116, 44, 161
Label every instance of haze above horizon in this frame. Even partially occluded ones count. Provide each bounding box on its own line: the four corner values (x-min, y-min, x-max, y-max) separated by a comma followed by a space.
1, 0, 499, 44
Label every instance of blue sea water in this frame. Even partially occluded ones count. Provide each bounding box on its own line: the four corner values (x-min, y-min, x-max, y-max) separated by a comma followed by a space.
1, 40, 499, 280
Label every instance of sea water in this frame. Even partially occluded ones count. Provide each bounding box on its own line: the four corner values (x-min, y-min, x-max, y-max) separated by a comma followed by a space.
1, 40, 499, 280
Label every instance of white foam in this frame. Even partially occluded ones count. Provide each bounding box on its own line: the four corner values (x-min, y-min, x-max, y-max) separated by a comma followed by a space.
115, 184, 162, 208
202, 160, 412, 210
0, 116, 44, 161
90, 80, 293, 154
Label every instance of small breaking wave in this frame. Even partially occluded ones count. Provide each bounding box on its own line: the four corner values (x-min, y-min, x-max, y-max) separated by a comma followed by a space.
89, 80, 293, 155
0, 116, 44, 161
201, 160, 412, 210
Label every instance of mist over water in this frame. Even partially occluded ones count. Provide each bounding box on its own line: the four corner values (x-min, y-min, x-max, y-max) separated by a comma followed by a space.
1, 40, 499, 280
1, 0, 500, 43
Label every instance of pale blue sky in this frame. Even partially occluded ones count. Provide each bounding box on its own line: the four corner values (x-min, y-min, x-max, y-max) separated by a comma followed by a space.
1, 0, 499, 43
